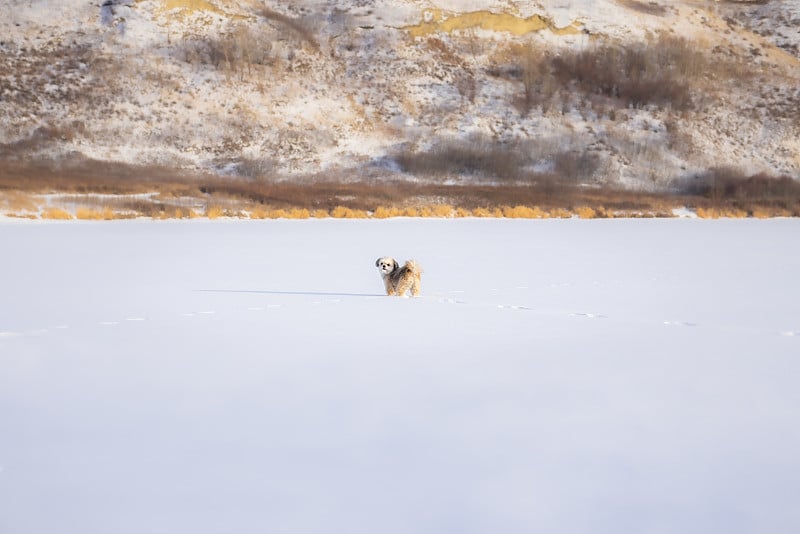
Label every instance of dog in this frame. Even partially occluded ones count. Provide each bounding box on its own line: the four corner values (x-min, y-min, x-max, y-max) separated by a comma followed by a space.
375, 257, 422, 297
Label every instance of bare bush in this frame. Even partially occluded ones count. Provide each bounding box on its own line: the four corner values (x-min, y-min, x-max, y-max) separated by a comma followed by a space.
508, 35, 715, 113
454, 70, 477, 103
681, 167, 800, 213
552, 150, 602, 182
394, 137, 528, 181
176, 23, 274, 77
236, 157, 277, 179
520, 46, 559, 113
551, 36, 700, 110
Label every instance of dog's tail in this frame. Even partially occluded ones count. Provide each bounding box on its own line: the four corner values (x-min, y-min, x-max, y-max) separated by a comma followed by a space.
404, 260, 422, 274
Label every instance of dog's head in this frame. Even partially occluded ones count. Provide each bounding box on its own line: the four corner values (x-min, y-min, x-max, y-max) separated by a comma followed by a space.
375, 257, 399, 276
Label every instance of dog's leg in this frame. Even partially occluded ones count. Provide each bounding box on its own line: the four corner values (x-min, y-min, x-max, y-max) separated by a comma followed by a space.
383, 277, 396, 296
411, 276, 421, 297
395, 277, 412, 297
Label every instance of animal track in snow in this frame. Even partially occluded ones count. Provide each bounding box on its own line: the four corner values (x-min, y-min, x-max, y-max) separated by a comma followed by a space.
182, 311, 215, 318
571, 312, 608, 319
663, 320, 698, 327
438, 297, 466, 304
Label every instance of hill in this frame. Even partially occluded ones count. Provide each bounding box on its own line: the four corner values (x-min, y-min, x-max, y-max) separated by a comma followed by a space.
1, 0, 799, 216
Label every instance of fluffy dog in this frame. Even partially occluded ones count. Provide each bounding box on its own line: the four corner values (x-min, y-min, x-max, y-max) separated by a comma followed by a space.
375, 257, 422, 296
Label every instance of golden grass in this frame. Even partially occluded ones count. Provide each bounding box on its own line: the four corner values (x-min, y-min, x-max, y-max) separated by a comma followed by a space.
15, 203, 798, 221
373, 206, 398, 219
419, 204, 455, 217
76, 208, 104, 220
286, 208, 310, 219
750, 206, 794, 218
206, 206, 225, 219
248, 207, 268, 219
331, 206, 368, 218
548, 208, 573, 219
250, 207, 312, 219
696, 207, 749, 219
75, 208, 102, 220
471, 207, 504, 218
41, 207, 73, 220
501, 205, 541, 218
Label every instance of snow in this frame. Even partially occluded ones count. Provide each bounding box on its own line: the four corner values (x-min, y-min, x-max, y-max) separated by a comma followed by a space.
1, 218, 799, 533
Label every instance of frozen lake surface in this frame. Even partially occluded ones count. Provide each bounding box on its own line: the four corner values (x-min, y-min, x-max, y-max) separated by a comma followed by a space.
1, 218, 799, 534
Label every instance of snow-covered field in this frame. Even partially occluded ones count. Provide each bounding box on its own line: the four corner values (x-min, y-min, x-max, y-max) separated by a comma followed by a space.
1, 218, 799, 534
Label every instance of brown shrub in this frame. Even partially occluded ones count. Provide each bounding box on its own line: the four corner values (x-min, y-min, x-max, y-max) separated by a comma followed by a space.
394, 137, 528, 181
684, 168, 800, 209
550, 37, 698, 110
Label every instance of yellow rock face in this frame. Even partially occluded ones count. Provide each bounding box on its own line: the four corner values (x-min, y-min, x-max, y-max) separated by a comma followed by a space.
403, 9, 582, 38
157, 0, 226, 16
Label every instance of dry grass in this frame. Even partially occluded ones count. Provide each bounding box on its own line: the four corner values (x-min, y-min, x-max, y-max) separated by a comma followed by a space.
75, 207, 123, 220
206, 206, 226, 219
574, 206, 598, 219
501, 205, 547, 218
696, 206, 749, 219
0, 156, 202, 195
331, 206, 369, 218
2, 158, 797, 220
0, 191, 39, 213
41, 207, 73, 220
249, 207, 311, 219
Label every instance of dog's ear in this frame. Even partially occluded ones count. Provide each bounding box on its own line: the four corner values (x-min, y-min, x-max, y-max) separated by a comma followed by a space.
375, 258, 381, 267
393, 259, 399, 271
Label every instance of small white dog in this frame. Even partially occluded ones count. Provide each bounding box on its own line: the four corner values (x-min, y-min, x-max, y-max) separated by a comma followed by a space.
375, 257, 422, 296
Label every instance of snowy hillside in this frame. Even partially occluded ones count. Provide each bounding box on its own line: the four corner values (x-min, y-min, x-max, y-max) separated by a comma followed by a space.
1, 217, 799, 533
1, 0, 799, 190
